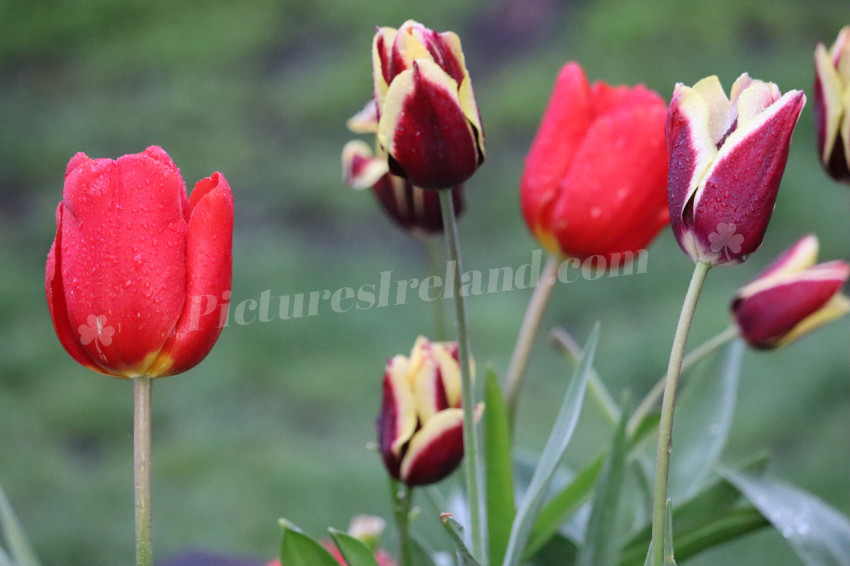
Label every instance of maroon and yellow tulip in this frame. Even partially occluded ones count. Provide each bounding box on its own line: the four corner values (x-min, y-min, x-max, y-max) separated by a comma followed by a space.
376, 337, 471, 486
371, 20, 484, 191
667, 74, 805, 266
520, 62, 669, 262
731, 234, 849, 350
46, 146, 233, 378
342, 140, 464, 235
814, 26, 850, 183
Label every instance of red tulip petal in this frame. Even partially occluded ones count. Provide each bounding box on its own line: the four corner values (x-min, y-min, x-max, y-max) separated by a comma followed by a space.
521, 62, 593, 252
59, 147, 189, 376
45, 203, 104, 374
148, 172, 233, 377
545, 102, 669, 260
377, 358, 418, 481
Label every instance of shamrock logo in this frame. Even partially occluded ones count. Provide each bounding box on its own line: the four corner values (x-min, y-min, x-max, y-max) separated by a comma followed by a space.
78, 314, 115, 361
708, 222, 744, 260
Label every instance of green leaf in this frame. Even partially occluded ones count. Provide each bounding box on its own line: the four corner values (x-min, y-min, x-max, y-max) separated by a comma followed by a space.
0, 479, 41, 566
523, 452, 604, 560
484, 367, 516, 566
278, 519, 340, 566
668, 340, 743, 501
0, 547, 13, 566
440, 514, 481, 566
502, 324, 600, 566
578, 394, 630, 566
329, 529, 379, 566
724, 470, 850, 566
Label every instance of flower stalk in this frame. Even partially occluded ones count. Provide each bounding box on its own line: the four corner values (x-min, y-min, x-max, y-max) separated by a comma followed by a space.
134, 375, 153, 566
504, 253, 560, 423
439, 190, 487, 564
650, 261, 711, 566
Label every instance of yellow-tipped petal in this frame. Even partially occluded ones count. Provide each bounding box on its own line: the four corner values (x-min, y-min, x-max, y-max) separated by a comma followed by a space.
776, 293, 850, 348
693, 75, 735, 145
816, 43, 846, 164
342, 140, 389, 190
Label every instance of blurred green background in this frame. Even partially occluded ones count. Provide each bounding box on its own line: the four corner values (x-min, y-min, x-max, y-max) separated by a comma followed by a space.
1, 1, 848, 564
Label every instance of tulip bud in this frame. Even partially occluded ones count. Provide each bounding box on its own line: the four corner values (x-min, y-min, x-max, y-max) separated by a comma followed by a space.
376, 337, 474, 486
731, 234, 849, 349
520, 62, 669, 262
667, 74, 805, 266
371, 20, 485, 190
342, 140, 464, 235
814, 26, 850, 183
46, 146, 233, 378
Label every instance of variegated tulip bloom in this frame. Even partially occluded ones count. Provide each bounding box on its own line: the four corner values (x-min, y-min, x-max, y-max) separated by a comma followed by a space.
815, 26, 850, 182
731, 234, 849, 350
667, 74, 805, 266
371, 20, 485, 190
376, 337, 472, 486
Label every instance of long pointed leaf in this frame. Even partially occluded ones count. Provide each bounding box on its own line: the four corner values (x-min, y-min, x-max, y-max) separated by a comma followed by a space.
329, 529, 380, 566
502, 324, 600, 566
724, 470, 850, 566
668, 340, 743, 501
484, 369, 516, 566
0, 480, 40, 566
279, 519, 340, 566
577, 395, 630, 566
440, 514, 482, 566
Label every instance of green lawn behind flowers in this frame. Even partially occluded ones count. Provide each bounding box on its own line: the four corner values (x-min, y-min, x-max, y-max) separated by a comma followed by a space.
0, 1, 848, 564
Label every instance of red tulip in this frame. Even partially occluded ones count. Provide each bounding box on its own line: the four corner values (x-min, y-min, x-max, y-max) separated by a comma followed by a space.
731, 234, 849, 349
520, 62, 669, 263
814, 26, 850, 183
667, 74, 805, 266
46, 146, 233, 378
377, 337, 475, 486
342, 140, 464, 235
371, 20, 485, 190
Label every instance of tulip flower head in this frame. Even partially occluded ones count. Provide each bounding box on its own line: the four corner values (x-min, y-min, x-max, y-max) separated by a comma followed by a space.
667, 74, 806, 266
342, 140, 464, 235
520, 62, 669, 263
814, 26, 850, 183
371, 20, 485, 190
46, 146, 233, 378
731, 234, 849, 350
377, 337, 473, 486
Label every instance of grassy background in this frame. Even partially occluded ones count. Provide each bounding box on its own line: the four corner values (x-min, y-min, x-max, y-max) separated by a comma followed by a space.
0, 1, 848, 564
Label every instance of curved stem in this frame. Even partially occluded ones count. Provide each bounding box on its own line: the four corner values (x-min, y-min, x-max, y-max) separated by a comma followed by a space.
504, 253, 560, 423
650, 261, 711, 566
389, 480, 413, 566
439, 190, 487, 565
134, 375, 153, 566
628, 325, 737, 437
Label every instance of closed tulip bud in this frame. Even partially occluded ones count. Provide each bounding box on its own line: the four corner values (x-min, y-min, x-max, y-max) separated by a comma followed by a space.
667, 74, 805, 266
377, 337, 477, 486
814, 26, 850, 182
731, 234, 849, 350
372, 20, 485, 190
342, 140, 464, 235
46, 146, 233, 378
521, 62, 669, 262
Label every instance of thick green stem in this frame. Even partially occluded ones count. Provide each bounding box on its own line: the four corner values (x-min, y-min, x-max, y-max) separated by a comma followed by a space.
504, 253, 560, 424
628, 325, 738, 437
389, 480, 413, 566
651, 261, 711, 566
134, 375, 153, 566
439, 190, 487, 565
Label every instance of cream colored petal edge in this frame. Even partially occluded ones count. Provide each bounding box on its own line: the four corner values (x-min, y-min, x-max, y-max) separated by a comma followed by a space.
672, 84, 720, 215
816, 43, 846, 164
776, 294, 850, 347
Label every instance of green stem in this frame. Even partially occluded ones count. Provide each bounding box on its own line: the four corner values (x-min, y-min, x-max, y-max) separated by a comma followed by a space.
389, 480, 413, 566
134, 375, 153, 566
438, 190, 487, 565
650, 261, 711, 566
628, 325, 737, 437
504, 253, 561, 424
424, 235, 449, 341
